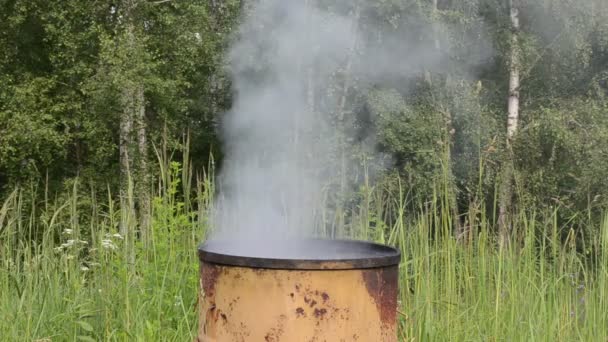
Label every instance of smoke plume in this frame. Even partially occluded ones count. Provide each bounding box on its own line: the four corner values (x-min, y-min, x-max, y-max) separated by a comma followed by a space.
209, 0, 489, 246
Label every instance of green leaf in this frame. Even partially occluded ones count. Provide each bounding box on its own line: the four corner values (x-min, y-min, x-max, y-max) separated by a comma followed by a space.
77, 336, 96, 342
76, 320, 94, 332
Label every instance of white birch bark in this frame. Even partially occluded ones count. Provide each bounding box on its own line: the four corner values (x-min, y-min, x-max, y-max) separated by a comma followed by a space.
135, 85, 150, 244
498, 0, 521, 243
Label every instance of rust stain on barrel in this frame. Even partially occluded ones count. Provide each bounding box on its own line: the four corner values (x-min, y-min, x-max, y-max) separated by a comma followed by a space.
313, 308, 328, 319
361, 266, 398, 325
201, 263, 221, 297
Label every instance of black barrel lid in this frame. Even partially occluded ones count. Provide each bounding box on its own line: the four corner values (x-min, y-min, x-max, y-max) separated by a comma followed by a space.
198, 238, 401, 270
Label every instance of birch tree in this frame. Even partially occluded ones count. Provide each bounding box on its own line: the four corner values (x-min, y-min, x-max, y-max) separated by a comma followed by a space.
498, 0, 521, 242
109, 0, 150, 240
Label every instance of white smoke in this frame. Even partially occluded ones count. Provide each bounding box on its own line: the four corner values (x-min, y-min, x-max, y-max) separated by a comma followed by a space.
209, 0, 492, 248
211, 0, 358, 242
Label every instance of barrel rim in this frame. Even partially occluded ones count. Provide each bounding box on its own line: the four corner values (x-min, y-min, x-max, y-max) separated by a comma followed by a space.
197, 238, 401, 270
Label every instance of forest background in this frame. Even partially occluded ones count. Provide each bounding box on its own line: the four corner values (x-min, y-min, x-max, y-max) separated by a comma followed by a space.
1, 0, 608, 340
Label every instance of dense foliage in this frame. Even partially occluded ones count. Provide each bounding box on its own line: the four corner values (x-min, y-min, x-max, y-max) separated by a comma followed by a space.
2, 0, 607, 234
0, 0, 239, 187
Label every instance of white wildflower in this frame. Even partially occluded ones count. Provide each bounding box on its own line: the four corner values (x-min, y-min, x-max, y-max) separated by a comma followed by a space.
66, 255, 75, 260
63, 229, 73, 235
59, 239, 87, 249
174, 295, 183, 307
101, 239, 117, 250
80, 266, 89, 272
112, 233, 124, 240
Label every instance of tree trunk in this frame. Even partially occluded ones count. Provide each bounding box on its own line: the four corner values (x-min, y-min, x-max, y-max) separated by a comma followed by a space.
119, 85, 134, 237
135, 85, 150, 244
432, 0, 440, 50
119, 0, 148, 244
498, 0, 521, 244
119, 1, 135, 237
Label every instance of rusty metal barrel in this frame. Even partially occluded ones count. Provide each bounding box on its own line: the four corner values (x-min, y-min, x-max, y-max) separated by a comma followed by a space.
197, 238, 400, 341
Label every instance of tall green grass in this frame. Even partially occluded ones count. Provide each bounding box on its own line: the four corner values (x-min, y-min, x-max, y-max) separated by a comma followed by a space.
1, 152, 607, 341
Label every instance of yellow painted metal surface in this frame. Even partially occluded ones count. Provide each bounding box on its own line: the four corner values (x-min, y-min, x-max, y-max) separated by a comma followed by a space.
198, 262, 398, 342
